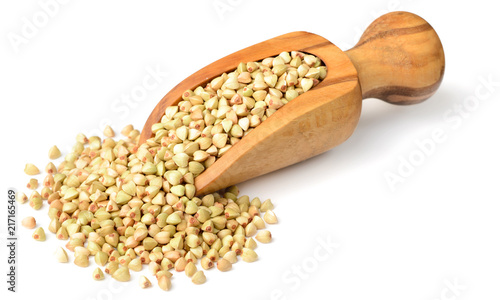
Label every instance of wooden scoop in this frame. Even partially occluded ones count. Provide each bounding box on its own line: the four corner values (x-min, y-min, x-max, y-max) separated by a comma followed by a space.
140, 11, 445, 196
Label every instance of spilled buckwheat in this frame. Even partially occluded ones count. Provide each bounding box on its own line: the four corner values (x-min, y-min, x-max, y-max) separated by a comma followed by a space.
19, 51, 326, 290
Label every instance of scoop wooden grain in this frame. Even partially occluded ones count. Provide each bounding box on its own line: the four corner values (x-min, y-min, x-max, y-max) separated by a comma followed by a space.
140, 11, 445, 196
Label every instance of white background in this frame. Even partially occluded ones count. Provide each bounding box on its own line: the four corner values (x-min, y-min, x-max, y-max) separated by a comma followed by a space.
1, 1, 499, 299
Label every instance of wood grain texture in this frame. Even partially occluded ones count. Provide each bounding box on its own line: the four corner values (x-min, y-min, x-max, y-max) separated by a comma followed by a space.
139, 11, 445, 195
346, 11, 445, 104
140, 32, 361, 195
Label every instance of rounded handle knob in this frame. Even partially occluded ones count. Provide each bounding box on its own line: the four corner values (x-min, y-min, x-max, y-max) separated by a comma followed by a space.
346, 11, 445, 104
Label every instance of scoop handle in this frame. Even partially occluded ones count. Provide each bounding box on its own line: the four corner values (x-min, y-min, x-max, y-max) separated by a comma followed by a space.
345, 11, 445, 105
